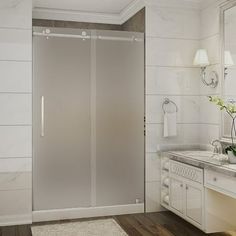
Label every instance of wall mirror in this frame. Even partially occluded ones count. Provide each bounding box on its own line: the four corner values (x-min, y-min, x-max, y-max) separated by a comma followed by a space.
221, 1, 236, 140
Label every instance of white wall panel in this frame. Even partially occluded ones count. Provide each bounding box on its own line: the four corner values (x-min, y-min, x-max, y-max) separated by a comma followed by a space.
146, 66, 200, 95
0, 0, 32, 29
145, 3, 201, 212
146, 7, 200, 39
0, 190, 32, 225
0, 28, 32, 61
0, 0, 32, 225
146, 182, 163, 212
146, 153, 161, 182
146, 37, 199, 67
0, 61, 32, 93
0, 126, 32, 158
0, 94, 31, 125
146, 95, 200, 124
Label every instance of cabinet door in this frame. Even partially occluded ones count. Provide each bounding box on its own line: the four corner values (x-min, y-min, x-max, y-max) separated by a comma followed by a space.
186, 184, 203, 226
170, 177, 184, 214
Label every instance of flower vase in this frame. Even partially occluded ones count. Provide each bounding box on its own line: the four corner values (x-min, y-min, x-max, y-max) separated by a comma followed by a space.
228, 151, 236, 164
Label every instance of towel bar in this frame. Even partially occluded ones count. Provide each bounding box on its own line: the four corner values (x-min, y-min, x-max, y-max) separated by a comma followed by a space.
162, 98, 178, 113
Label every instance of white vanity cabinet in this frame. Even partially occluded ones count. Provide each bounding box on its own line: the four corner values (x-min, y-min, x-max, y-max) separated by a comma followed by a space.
161, 158, 204, 230
205, 169, 236, 199
161, 152, 236, 233
185, 182, 204, 226
169, 177, 184, 215
203, 169, 236, 233
169, 178, 204, 228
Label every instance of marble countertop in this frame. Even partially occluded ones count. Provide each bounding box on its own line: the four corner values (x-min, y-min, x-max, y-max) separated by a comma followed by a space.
163, 150, 236, 178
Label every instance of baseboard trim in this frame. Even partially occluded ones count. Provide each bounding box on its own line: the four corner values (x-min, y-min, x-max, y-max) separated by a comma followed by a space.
33, 203, 144, 222
0, 214, 32, 227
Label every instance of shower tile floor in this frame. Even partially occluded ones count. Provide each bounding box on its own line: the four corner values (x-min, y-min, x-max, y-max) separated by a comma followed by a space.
0, 211, 235, 236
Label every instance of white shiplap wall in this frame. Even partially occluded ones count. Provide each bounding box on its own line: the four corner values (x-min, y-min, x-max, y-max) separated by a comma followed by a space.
0, 0, 32, 226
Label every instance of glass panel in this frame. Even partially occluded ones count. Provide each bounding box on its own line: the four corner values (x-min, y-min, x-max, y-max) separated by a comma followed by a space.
95, 30, 144, 206
33, 27, 91, 210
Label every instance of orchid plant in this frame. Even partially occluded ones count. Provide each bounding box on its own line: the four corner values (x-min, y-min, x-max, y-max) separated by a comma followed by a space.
209, 96, 236, 155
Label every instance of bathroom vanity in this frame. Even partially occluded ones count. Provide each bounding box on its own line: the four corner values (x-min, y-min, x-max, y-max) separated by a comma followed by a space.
161, 151, 236, 233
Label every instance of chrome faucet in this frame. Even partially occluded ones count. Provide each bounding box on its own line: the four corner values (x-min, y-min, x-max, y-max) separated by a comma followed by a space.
211, 139, 223, 154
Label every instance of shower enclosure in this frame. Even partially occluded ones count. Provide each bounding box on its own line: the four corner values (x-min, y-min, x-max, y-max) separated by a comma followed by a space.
33, 27, 144, 220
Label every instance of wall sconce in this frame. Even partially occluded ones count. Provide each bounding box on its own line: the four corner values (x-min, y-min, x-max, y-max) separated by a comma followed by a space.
225, 50, 234, 78
193, 49, 218, 88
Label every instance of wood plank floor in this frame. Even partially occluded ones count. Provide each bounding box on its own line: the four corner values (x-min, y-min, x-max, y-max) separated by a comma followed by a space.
0, 211, 235, 236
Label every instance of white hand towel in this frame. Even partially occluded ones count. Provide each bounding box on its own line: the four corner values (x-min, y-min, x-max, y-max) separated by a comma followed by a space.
164, 112, 177, 137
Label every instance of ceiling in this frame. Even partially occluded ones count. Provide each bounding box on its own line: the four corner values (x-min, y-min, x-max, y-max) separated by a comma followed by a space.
33, 0, 135, 14
32, 0, 205, 25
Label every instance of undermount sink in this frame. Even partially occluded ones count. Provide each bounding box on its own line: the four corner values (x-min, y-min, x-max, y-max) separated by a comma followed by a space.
170, 150, 228, 165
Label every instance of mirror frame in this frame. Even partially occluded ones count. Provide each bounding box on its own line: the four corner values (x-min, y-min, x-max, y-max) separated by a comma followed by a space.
220, 0, 236, 143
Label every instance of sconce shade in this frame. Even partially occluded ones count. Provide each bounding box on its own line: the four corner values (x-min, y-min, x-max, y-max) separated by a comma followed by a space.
193, 49, 210, 67
225, 50, 234, 67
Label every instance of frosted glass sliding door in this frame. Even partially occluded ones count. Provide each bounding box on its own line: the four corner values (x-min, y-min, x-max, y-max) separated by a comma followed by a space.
33, 27, 144, 212
33, 28, 91, 210
95, 30, 145, 206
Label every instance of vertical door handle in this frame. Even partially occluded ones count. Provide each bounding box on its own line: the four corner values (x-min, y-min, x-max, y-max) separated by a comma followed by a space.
41, 96, 45, 137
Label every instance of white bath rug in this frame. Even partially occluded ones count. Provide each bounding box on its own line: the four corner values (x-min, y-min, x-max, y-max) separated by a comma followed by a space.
31, 218, 128, 236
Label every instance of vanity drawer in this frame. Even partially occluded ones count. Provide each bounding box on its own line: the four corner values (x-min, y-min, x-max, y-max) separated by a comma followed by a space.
170, 160, 203, 184
205, 170, 236, 198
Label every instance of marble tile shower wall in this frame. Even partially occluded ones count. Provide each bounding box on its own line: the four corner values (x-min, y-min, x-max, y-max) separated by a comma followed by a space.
145, 0, 225, 212
0, 0, 32, 226
199, 1, 221, 146
145, 5, 202, 212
